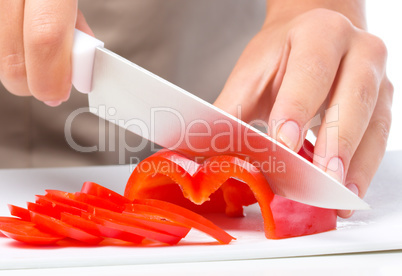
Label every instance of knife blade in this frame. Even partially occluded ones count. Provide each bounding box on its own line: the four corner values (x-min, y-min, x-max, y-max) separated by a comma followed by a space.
72, 29, 369, 210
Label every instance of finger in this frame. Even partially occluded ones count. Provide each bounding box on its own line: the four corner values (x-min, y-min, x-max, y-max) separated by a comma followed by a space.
268, 23, 349, 152
338, 78, 393, 218
0, 0, 30, 96
75, 9, 94, 37
213, 31, 282, 122
313, 33, 388, 185
23, 0, 78, 105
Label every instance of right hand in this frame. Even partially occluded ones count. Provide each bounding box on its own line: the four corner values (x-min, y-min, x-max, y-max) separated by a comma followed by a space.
0, 0, 93, 106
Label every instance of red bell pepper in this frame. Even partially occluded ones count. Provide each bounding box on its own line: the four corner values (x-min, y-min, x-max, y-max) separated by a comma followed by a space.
2, 182, 233, 245
0, 219, 64, 245
124, 140, 337, 239
125, 199, 235, 244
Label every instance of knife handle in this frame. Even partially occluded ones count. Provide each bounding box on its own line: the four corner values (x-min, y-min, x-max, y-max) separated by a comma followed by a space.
72, 29, 104, 94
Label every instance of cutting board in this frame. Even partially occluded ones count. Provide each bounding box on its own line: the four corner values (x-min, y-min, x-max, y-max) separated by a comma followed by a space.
1, 151, 401, 270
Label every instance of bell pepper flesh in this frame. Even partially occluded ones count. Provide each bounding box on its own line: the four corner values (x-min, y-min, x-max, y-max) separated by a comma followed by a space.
124, 140, 337, 239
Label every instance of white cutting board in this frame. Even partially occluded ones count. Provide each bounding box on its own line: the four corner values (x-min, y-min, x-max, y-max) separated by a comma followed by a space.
0, 151, 401, 270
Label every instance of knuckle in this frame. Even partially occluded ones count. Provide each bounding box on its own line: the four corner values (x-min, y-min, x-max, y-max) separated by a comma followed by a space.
286, 98, 311, 124
295, 56, 332, 85
365, 34, 388, 59
0, 53, 27, 83
325, 10, 353, 34
337, 133, 355, 160
369, 114, 392, 145
351, 163, 374, 190
27, 15, 66, 47
351, 81, 378, 113
307, 8, 353, 34
382, 78, 394, 101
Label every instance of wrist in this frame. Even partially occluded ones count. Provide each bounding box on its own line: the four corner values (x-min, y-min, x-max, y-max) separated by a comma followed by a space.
265, 0, 367, 29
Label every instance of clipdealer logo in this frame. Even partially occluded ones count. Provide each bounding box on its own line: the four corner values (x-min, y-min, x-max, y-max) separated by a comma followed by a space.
64, 104, 339, 170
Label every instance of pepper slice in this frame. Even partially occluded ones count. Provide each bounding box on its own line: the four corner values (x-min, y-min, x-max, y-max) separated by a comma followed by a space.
60, 212, 103, 237
30, 211, 103, 245
74, 192, 125, 213
80, 212, 145, 244
2, 181, 235, 246
125, 199, 235, 244
8, 205, 31, 221
35, 195, 83, 217
45, 190, 90, 211
87, 206, 190, 238
0, 219, 64, 245
0, 217, 27, 225
83, 212, 181, 245
27, 202, 61, 219
81, 181, 131, 206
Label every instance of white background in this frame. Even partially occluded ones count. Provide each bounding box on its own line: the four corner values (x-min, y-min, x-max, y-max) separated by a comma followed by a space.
367, 1, 402, 151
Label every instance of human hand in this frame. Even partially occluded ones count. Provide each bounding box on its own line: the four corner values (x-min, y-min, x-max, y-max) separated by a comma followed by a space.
214, 7, 393, 218
0, 0, 93, 106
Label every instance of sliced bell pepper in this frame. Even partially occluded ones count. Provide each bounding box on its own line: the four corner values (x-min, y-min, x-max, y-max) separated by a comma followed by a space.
124, 140, 337, 239
35, 195, 83, 217
80, 212, 145, 244
8, 204, 31, 221
74, 192, 125, 213
27, 202, 61, 219
125, 199, 235, 244
2, 182, 233, 246
60, 212, 103, 237
30, 211, 103, 245
80, 181, 132, 206
0, 220, 64, 245
0, 217, 27, 225
45, 190, 90, 211
88, 206, 190, 238
83, 211, 181, 245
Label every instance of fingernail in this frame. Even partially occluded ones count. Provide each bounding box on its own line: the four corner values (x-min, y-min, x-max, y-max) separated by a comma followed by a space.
346, 183, 359, 197
339, 184, 359, 218
44, 101, 62, 107
278, 120, 300, 150
326, 156, 344, 183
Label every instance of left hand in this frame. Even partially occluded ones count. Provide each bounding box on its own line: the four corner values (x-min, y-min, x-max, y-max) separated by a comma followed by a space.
214, 7, 393, 218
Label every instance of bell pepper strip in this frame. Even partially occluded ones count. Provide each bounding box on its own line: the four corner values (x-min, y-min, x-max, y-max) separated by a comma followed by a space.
80, 212, 144, 244
1, 182, 234, 246
81, 181, 132, 205
87, 206, 190, 238
0, 217, 27, 225
83, 212, 181, 245
74, 192, 125, 213
125, 199, 235, 244
0, 220, 64, 245
8, 205, 31, 221
27, 202, 61, 219
35, 195, 83, 217
45, 190, 90, 211
124, 140, 337, 239
60, 212, 103, 237
0, 217, 34, 239
30, 211, 103, 245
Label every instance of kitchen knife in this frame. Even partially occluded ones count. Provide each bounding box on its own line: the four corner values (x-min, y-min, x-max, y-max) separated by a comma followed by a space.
72, 29, 369, 210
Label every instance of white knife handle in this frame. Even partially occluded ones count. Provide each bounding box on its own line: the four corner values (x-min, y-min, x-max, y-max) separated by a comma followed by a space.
72, 29, 104, 93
